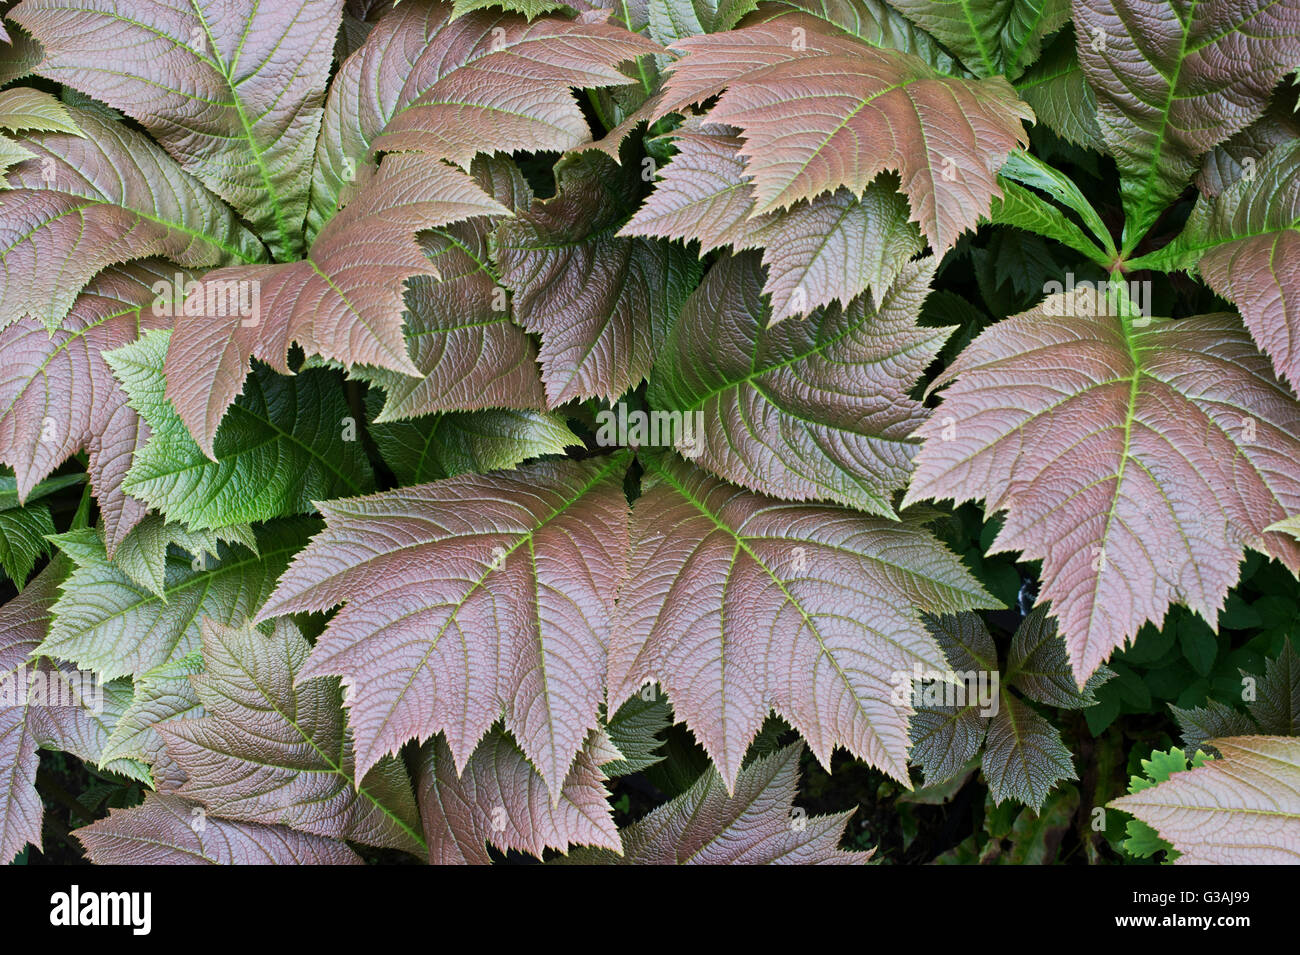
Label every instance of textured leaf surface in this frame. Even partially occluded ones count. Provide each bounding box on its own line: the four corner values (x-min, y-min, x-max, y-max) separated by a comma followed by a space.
1014, 28, 1104, 151
648, 253, 947, 515
75, 793, 364, 865
622, 120, 923, 321
370, 403, 579, 485
982, 694, 1076, 809
109, 516, 257, 600
258, 455, 630, 798
108, 329, 373, 530
0, 262, 178, 555
0, 109, 263, 330
610, 453, 996, 789
905, 288, 1300, 682
654, 18, 1034, 249
569, 742, 870, 863
1006, 605, 1113, 708
358, 156, 546, 421
1109, 736, 1300, 863
312, 0, 659, 229
163, 154, 507, 456
418, 730, 619, 863
885, 0, 1068, 78
40, 520, 311, 680
498, 153, 699, 405
1, 561, 137, 863
12, 0, 342, 257
1072, 0, 1300, 246
161, 619, 424, 854
1145, 141, 1300, 390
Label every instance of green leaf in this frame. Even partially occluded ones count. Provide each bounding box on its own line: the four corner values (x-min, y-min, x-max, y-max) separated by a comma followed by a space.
602, 694, 672, 777
884, 0, 1069, 79
985, 179, 1109, 265
106, 329, 373, 530
1073, 0, 1300, 250
648, 254, 950, 516
368, 397, 580, 485
39, 519, 313, 680
1014, 27, 1104, 151
982, 694, 1076, 811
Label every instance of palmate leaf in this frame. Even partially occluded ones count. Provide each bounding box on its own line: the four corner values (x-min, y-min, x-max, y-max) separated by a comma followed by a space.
651, 16, 1034, 251
160, 619, 425, 855
621, 120, 924, 322
1138, 141, 1300, 391
311, 0, 661, 233
0, 109, 264, 332
39, 519, 313, 681
647, 253, 949, 516
567, 742, 871, 864
163, 154, 508, 457
497, 152, 700, 405
256, 455, 631, 800
609, 453, 997, 789
355, 155, 547, 421
11, 0, 343, 259
417, 730, 620, 864
909, 609, 1096, 809
107, 329, 373, 530
885, 0, 1069, 79
1072, 0, 1300, 249
1109, 736, 1300, 863
75, 793, 364, 865
0, 261, 180, 556
1196, 98, 1300, 197
905, 288, 1300, 683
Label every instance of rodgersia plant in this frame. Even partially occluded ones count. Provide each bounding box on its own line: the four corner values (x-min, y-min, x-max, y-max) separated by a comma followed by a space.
0, 0, 1298, 866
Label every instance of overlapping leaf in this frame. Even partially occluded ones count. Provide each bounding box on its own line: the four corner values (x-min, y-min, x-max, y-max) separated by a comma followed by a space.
163, 154, 508, 456
1141, 141, 1300, 391
12, 0, 343, 258
160, 619, 424, 854
417, 730, 620, 864
1014, 28, 1103, 151
1, 561, 141, 863
0, 262, 178, 555
369, 403, 579, 485
356, 156, 547, 421
648, 253, 947, 515
567, 742, 871, 863
497, 153, 699, 405
1109, 736, 1300, 863
75, 793, 364, 865
885, 0, 1069, 78
908, 609, 1099, 809
905, 288, 1300, 683
0, 109, 263, 331
609, 453, 997, 789
311, 0, 661, 231
39, 519, 312, 681
257, 455, 631, 800
1072, 0, 1300, 247
108, 329, 373, 530
622, 120, 923, 321
651, 17, 1034, 250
